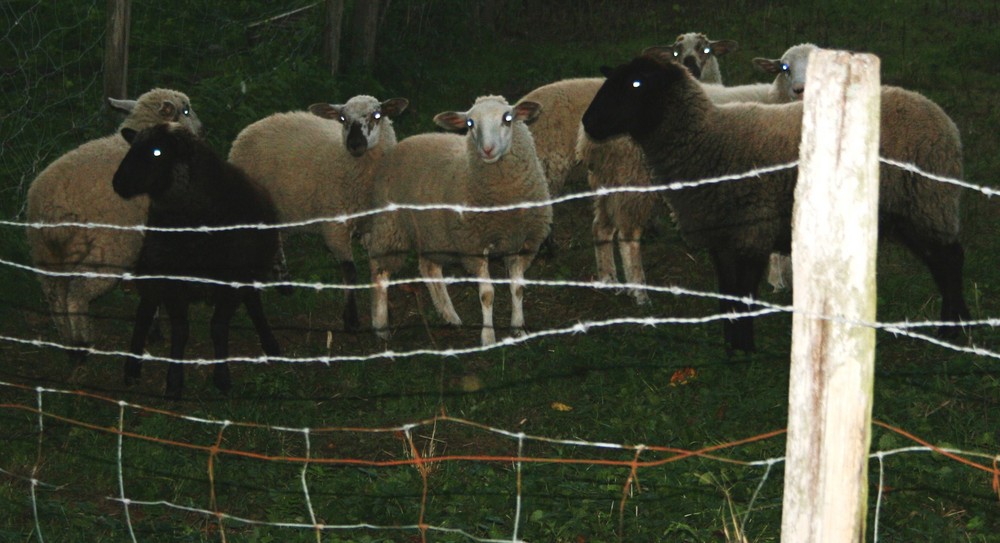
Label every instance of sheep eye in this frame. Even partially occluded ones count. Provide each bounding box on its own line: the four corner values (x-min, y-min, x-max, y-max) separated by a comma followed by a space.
152, 148, 162, 157
703, 46, 711, 54
466, 119, 474, 128
631, 80, 642, 88
339, 115, 346, 123
182, 107, 190, 116
373, 111, 382, 120
503, 113, 513, 123
672, 49, 680, 57
781, 63, 790, 72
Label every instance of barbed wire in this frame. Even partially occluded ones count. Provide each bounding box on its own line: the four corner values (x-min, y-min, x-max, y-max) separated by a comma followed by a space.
3, 157, 988, 235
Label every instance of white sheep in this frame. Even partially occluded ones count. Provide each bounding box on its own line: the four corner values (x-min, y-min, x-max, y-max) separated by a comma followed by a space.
228, 95, 408, 331
752, 43, 820, 103
25, 88, 202, 362
367, 96, 552, 346
669, 32, 739, 84
579, 42, 816, 303
582, 52, 969, 353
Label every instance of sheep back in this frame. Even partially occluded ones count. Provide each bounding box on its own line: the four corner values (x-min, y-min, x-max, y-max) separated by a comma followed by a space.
878, 85, 963, 244
517, 77, 604, 195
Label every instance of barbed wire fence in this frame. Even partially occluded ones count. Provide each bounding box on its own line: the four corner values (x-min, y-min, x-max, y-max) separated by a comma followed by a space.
2, 2, 999, 542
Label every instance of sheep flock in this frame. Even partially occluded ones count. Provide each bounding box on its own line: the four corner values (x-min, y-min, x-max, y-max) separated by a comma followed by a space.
22, 33, 974, 395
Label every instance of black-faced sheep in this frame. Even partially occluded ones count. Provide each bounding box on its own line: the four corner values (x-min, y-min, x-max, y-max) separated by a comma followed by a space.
228, 95, 408, 331
581, 53, 969, 353
367, 96, 552, 346
26, 88, 201, 362
113, 123, 281, 399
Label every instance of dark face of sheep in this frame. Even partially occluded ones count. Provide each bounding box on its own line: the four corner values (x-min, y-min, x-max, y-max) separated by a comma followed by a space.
309, 97, 409, 158
582, 55, 684, 142
113, 124, 188, 199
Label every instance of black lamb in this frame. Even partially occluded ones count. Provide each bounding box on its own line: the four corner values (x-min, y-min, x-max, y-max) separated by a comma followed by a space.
113, 123, 281, 399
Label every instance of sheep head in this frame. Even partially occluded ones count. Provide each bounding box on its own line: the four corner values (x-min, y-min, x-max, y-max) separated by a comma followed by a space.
309, 95, 408, 157
433, 96, 541, 164
663, 32, 738, 81
113, 123, 194, 200
753, 43, 818, 102
582, 54, 686, 142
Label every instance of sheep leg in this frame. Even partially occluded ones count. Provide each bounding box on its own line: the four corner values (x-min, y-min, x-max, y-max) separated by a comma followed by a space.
418, 258, 462, 326
897, 235, 971, 337
339, 260, 361, 331
242, 287, 281, 356
371, 269, 391, 341
125, 295, 159, 386
618, 226, 650, 306
474, 258, 496, 346
209, 289, 242, 394
163, 295, 191, 400
710, 250, 768, 354
505, 255, 528, 338
592, 203, 619, 285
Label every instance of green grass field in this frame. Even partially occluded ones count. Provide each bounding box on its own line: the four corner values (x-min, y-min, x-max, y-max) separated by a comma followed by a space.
2, 1, 999, 541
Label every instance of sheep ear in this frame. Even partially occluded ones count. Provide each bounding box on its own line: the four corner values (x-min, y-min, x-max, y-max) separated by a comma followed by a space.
512, 101, 541, 125
308, 103, 344, 121
641, 46, 674, 64
120, 128, 138, 143
709, 39, 739, 56
433, 111, 468, 132
380, 98, 409, 118
108, 97, 137, 114
753, 57, 784, 74
158, 100, 178, 120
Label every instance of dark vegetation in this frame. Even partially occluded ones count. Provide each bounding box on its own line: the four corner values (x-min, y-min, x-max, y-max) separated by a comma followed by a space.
1, 1, 999, 541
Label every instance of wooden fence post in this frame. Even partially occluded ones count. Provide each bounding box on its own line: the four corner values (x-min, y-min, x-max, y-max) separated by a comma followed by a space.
103, 0, 131, 101
781, 50, 881, 542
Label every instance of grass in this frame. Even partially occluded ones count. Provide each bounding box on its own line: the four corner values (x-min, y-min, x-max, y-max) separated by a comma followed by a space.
3, 0, 1000, 541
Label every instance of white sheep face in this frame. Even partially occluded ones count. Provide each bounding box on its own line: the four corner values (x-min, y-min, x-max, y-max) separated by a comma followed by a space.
433, 96, 541, 164
110, 89, 203, 136
754, 43, 818, 102
669, 32, 737, 82
308, 96, 409, 158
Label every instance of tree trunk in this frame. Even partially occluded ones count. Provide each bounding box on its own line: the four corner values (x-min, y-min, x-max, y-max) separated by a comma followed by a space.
350, 0, 382, 73
103, 0, 130, 101
323, 0, 345, 76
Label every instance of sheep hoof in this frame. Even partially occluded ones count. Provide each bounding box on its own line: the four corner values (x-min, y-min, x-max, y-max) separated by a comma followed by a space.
123, 359, 142, 385
164, 384, 183, 401
213, 365, 232, 394
631, 291, 651, 306
481, 328, 497, 346
510, 327, 527, 339
67, 346, 88, 366
444, 314, 463, 327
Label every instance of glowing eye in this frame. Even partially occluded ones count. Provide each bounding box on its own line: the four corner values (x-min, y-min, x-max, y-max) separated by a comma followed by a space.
466, 119, 474, 128
632, 80, 642, 88
672, 50, 679, 57
373, 112, 381, 120
781, 63, 790, 72
703, 46, 711, 54
339, 115, 346, 123
503, 113, 513, 123
182, 108, 190, 116
152, 148, 162, 157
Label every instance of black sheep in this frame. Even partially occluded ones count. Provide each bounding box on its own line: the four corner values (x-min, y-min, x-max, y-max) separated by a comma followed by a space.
113, 123, 281, 399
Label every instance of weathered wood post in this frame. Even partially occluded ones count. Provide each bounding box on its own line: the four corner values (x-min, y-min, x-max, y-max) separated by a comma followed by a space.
781, 50, 881, 542
103, 0, 131, 101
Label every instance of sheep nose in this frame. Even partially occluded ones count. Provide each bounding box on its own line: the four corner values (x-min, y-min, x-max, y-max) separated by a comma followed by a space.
793, 86, 805, 96
481, 145, 495, 159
